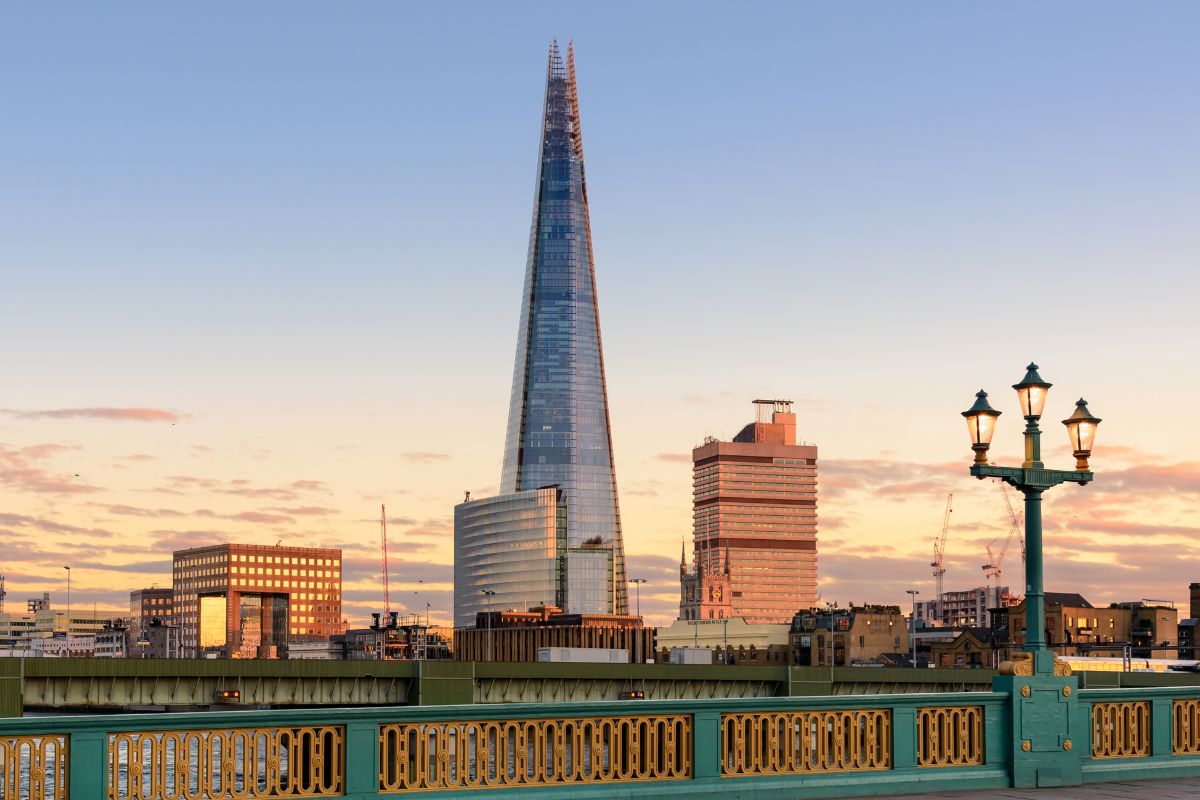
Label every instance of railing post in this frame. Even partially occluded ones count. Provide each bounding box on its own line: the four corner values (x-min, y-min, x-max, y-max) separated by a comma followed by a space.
893, 706, 918, 769
694, 709, 722, 781
69, 730, 107, 800
994, 674, 1082, 788
344, 719, 380, 799
1151, 696, 1173, 757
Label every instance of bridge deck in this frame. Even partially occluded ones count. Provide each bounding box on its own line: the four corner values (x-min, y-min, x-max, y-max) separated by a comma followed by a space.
859, 777, 1200, 799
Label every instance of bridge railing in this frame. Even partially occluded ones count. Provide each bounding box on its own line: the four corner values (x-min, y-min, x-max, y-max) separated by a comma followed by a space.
1079, 686, 1200, 783
1, 686, 1199, 798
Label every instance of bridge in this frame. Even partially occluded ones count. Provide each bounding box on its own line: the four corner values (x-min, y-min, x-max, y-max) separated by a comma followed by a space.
4, 670, 1200, 798
3, 657, 1196, 716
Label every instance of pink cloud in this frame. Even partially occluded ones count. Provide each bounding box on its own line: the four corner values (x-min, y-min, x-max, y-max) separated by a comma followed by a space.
0, 442, 100, 495
402, 452, 451, 463
3, 407, 186, 423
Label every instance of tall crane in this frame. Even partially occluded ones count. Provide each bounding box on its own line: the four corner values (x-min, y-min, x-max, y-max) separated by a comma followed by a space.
930, 493, 953, 625
0, 572, 5, 613
982, 482, 1025, 612
380, 505, 391, 617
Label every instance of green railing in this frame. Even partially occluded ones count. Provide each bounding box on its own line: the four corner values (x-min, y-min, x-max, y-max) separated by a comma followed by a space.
3, 685, 1200, 798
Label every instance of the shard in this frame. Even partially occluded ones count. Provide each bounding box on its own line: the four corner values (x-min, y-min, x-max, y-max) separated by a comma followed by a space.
454, 42, 628, 625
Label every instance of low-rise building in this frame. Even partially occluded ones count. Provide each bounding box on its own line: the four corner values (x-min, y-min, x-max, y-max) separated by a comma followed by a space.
656, 617, 791, 665
454, 605, 652, 663
790, 605, 907, 667
929, 627, 994, 669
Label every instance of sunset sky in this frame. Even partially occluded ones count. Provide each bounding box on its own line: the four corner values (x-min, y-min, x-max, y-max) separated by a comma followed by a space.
2, 3, 1198, 627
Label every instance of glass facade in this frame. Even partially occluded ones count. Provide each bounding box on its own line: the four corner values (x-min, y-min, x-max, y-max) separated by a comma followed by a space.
499, 42, 628, 615
453, 488, 563, 628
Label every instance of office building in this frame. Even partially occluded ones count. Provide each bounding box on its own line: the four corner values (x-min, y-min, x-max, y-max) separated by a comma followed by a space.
455, 42, 628, 626
173, 543, 343, 659
129, 587, 173, 642
682, 400, 818, 624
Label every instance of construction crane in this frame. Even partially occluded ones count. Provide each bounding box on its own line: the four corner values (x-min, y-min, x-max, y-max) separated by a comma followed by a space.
380, 505, 391, 617
0, 573, 5, 613
930, 493, 953, 625
982, 482, 1025, 611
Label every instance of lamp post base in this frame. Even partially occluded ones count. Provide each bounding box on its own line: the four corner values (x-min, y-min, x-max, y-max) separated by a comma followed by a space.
994, 672, 1082, 788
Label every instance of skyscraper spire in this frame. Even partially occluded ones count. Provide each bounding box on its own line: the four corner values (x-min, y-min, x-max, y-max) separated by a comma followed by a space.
498, 43, 628, 615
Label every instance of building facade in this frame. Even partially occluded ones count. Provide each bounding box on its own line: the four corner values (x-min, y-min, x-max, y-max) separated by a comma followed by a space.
455, 42, 629, 626
790, 605, 908, 667
915, 586, 1011, 628
684, 400, 818, 624
454, 606, 651, 663
129, 588, 173, 642
679, 545, 733, 621
454, 488, 564, 628
173, 543, 343, 659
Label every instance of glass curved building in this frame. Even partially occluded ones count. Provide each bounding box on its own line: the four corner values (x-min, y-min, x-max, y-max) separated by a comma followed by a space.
455, 42, 628, 627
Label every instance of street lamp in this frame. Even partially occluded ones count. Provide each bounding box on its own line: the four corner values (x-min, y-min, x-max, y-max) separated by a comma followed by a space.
628, 578, 647, 694
480, 589, 496, 662
63, 566, 71, 639
906, 589, 919, 667
962, 363, 1101, 677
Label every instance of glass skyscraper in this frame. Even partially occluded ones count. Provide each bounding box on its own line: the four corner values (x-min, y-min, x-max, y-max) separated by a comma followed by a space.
455, 42, 629, 625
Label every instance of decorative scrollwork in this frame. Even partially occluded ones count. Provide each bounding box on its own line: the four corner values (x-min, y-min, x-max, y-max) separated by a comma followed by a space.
0, 734, 68, 800
1091, 701, 1150, 759
378, 715, 691, 792
1173, 699, 1200, 754
917, 706, 984, 768
721, 709, 891, 776
107, 725, 343, 799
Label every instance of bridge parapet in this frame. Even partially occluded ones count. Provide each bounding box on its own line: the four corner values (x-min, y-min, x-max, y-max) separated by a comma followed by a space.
4, 685, 1200, 798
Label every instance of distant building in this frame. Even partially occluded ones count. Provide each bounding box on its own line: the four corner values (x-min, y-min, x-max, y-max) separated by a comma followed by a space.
127, 618, 180, 659
173, 543, 344, 659
683, 400, 818, 624
914, 586, 1012, 629
95, 622, 128, 658
1119, 602, 1179, 659
678, 544, 732, 622
454, 605, 651, 663
790, 605, 908, 667
929, 628, 994, 669
655, 617, 791, 665
0, 593, 121, 650
129, 588, 173, 642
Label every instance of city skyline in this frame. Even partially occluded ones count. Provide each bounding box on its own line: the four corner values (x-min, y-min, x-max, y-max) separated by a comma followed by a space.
3, 4, 1199, 628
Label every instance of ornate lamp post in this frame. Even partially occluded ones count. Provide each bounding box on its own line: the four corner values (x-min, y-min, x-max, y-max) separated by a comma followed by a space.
962, 363, 1101, 677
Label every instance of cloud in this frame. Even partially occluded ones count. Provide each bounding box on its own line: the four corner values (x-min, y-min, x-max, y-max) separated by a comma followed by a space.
3, 407, 186, 423
0, 513, 115, 538
152, 476, 330, 501
0, 442, 100, 495
656, 453, 692, 463
401, 451, 451, 463
271, 506, 339, 517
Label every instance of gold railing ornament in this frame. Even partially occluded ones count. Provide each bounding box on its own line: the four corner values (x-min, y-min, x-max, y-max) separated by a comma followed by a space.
917, 707, 984, 768
1091, 701, 1150, 759
107, 725, 344, 799
378, 715, 691, 792
1, 735, 68, 800
721, 709, 891, 777
1173, 699, 1200, 754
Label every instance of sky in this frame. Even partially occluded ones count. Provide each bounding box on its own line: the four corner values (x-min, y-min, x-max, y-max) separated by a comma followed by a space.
2, 3, 1198, 628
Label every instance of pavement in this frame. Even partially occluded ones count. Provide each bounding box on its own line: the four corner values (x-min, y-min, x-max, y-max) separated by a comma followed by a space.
851, 778, 1200, 798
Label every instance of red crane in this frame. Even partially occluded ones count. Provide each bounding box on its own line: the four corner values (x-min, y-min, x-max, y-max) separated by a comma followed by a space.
380, 504, 391, 617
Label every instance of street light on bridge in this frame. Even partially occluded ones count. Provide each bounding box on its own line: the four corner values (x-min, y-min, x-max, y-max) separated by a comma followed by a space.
961, 363, 1101, 677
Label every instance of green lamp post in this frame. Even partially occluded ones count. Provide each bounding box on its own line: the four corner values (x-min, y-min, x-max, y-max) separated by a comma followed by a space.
962, 363, 1101, 677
